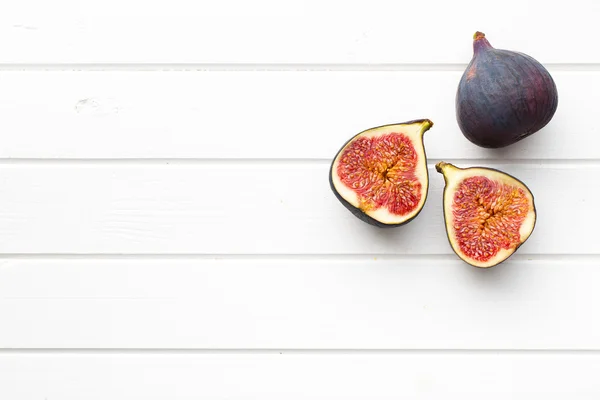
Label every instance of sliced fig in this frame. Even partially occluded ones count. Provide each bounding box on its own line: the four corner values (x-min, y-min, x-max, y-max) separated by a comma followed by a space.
436, 162, 536, 268
329, 119, 433, 227
456, 31, 558, 148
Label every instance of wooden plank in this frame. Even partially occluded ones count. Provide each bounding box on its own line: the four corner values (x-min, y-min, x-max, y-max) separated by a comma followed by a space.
2, 352, 600, 399
1, 0, 598, 64
0, 71, 594, 159
1, 257, 599, 349
0, 163, 594, 255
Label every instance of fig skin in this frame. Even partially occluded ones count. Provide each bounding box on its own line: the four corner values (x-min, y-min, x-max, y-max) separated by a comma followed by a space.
329, 119, 433, 228
435, 162, 537, 268
456, 32, 558, 148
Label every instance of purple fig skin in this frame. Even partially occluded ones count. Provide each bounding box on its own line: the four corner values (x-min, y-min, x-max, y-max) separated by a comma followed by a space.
456, 32, 558, 148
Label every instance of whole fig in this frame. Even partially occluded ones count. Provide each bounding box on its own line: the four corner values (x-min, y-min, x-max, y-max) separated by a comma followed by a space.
456, 32, 558, 148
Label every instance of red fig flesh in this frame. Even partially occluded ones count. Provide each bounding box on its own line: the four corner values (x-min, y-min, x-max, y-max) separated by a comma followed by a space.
436, 162, 536, 268
330, 120, 433, 227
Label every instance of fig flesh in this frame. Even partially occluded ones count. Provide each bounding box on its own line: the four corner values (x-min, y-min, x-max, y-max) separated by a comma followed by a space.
456, 32, 558, 148
436, 162, 536, 268
330, 119, 433, 227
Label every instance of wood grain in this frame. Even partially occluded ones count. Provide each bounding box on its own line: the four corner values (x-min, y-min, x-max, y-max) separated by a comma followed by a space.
1, 257, 599, 349
1, 1, 598, 394
0, 163, 594, 254
1, 0, 598, 64
2, 352, 600, 399
0, 71, 595, 159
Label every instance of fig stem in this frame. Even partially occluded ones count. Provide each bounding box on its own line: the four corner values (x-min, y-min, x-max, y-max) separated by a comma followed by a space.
435, 161, 448, 174
473, 31, 492, 52
473, 31, 486, 41
435, 161, 458, 174
420, 119, 434, 136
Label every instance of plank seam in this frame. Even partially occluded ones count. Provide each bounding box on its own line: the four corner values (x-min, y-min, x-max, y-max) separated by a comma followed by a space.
1, 348, 600, 354
2, 63, 600, 72
0, 254, 597, 261
0, 159, 596, 166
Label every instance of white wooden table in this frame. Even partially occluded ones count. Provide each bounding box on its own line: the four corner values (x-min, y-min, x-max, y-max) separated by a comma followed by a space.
1, 0, 599, 398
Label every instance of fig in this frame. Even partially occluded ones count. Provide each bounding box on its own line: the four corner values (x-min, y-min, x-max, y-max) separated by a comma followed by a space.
329, 119, 433, 227
456, 31, 558, 148
435, 162, 536, 268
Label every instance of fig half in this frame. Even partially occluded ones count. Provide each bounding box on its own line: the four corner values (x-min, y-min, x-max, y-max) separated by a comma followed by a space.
436, 162, 536, 268
456, 32, 558, 148
330, 119, 433, 227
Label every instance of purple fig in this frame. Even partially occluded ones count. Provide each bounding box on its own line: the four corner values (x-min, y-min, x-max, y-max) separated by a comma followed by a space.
456, 32, 558, 148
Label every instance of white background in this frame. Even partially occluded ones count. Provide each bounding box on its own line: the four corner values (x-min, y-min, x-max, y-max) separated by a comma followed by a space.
1, 0, 599, 398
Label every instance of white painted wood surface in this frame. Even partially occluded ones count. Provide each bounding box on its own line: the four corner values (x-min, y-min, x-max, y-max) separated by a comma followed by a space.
1, 0, 600, 398
1, 257, 599, 349
3, 352, 600, 399
1, 0, 598, 64
0, 163, 594, 254
0, 71, 596, 160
